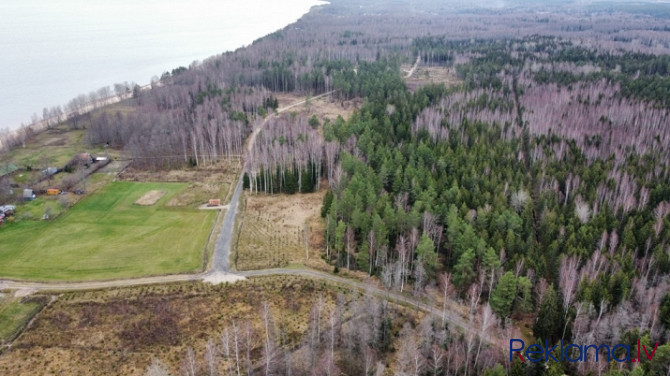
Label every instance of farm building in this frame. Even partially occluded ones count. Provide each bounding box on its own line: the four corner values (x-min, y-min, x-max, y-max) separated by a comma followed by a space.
79, 153, 93, 163
0, 205, 15, 216
23, 189, 35, 201
66, 153, 94, 169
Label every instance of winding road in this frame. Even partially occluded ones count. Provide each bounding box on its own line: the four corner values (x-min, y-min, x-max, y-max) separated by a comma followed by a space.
0, 91, 489, 342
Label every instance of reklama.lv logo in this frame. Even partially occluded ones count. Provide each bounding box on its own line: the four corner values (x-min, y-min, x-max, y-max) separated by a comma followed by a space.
510, 339, 659, 363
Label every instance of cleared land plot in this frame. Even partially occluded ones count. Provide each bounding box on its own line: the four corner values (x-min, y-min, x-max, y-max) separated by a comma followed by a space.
133, 190, 165, 206
274, 93, 359, 122
0, 182, 216, 281
404, 66, 460, 91
235, 190, 326, 270
119, 161, 240, 208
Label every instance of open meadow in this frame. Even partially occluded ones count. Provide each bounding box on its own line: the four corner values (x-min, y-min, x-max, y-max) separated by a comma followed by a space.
0, 181, 216, 281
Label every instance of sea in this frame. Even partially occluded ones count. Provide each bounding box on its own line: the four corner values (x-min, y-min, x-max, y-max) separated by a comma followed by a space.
0, 0, 326, 131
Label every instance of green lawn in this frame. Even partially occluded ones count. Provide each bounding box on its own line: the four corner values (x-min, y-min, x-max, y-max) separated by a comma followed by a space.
0, 127, 87, 169
0, 298, 44, 344
0, 182, 216, 281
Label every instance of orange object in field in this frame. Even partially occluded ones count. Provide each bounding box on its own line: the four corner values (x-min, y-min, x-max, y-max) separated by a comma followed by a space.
208, 199, 221, 206
47, 189, 61, 195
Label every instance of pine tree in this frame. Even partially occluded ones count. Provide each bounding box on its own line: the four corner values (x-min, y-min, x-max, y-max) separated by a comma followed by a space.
490, 271, 517, 318
514, 276, 533, 314
533, 284, 563, 343
416, 234, 439, 279
452, 248, 476, 289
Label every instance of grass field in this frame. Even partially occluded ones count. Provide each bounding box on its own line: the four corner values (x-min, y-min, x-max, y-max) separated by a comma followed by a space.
0, 123, 121, 171
0, 182, 216, 281
118, 160, 241, 207
0, 296, 45, 345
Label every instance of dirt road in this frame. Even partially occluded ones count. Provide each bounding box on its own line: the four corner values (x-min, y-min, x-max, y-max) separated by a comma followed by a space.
404, 55, 421, 78
0, 268, 485, 340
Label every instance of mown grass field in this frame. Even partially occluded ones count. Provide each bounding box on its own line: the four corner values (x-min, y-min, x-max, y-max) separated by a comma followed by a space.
0, 182, 216, 281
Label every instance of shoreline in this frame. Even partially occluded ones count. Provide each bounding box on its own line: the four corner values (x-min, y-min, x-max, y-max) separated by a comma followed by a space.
0, 83, 150, 153
0, 0, 329, 138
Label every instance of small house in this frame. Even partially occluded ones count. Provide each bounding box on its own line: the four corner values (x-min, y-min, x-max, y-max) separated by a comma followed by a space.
79, 153, 93, 164
0, 205, 15, 216
208, 199, 221, 206
23, 189, 35, 201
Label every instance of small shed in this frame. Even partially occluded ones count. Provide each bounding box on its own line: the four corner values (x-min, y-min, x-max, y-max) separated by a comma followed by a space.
23, 189, 35, 201
208, 199, 221, 207
79, 153, 93, 164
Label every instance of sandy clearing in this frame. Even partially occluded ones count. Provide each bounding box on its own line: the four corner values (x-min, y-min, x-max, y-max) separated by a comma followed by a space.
202, 271, 246, 284
13, 288, 36, 297
134, 190, 165, 206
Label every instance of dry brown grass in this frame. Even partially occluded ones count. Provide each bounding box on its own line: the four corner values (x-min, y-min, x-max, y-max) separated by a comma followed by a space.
404, 66, 461, 91
133, 190, 165, 206
274, 92, 359, 122
234, 188, 330, 271
0, 276, 354, 376
308, 96, 361, 122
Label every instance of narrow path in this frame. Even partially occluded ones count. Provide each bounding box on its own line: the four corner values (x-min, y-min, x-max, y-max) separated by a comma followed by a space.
404, 55, 421, 78
0, 274, 201, 291
275, 90, 336, 114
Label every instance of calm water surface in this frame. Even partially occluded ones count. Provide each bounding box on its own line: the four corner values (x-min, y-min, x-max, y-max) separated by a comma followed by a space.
0, 0, 324, 130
